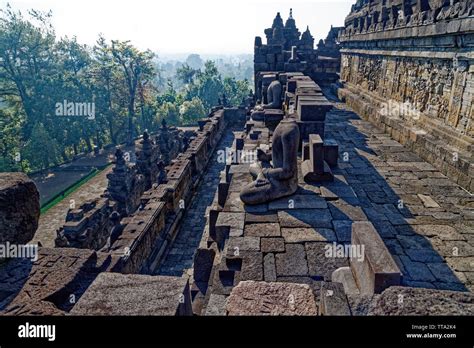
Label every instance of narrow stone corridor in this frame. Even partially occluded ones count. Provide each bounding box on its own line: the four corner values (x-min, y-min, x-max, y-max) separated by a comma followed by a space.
156, 124, 240, 276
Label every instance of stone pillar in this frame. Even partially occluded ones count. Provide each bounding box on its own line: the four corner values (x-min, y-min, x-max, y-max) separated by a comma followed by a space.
309, 134, 324, 174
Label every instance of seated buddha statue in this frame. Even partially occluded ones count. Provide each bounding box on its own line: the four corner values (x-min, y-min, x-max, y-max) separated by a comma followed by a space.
251, 80, 283, 121
240, 115, 300, 205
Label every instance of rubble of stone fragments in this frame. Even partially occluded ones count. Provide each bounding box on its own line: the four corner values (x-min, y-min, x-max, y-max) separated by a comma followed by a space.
0, 0, 473, 318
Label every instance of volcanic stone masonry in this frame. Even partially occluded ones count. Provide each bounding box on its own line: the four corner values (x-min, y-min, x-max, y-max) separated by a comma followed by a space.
0, 0, 474, 317
54, 124, 186, 250
189, 6, 474, 316
0, 173, 40, 246
336, 0, 474, 192
194, 69, 474, 316
254, 9, 343, 100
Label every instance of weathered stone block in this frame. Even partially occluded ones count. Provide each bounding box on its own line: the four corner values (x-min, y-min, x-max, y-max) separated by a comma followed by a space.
282, 228, 336, 243
302, 141, 310, 161
351, 222, 402, 294
309, 134, 324, 174
319, 282, 351, 316
204, 294, 228, 316
214, 212, 245, 247
275, 244, 308, 277
368, 286, 474, 316
241, 252, 263, 281
302, 160, 334, 183
287, 80, 297, 93
297, 120, 325, 142
193, 247, 216, 283
332, 266, 360, 295
305, 242, 349, 280
261, 237, 285, 253
297, 100, 332, 122
71, 273, 192, 315
0, 173, 40, 245
244, 223, 281, 237
278, 210, 332, 229
226, 281, 317, 315
263, 253, 277, 281
218, 180, 229, 207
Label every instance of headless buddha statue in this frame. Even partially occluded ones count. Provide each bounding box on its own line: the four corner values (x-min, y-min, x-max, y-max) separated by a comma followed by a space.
240, 116, 300, 205
255, 80, 283, 111
262, 80, 283, 109
252, 80, 283, 121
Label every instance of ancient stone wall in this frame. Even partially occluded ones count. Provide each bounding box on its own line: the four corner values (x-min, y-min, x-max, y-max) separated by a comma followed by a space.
337, 0, 474, 192
55, 198, 113, 250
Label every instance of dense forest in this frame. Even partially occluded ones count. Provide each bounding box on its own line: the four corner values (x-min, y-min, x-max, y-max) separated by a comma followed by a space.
0, 5, 252, 173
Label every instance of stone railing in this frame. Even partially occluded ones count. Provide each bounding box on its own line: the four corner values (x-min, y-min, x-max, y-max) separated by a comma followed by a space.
0, 107, 246, 315
54, 125, 186, 250
99, 108, 245, 274
54, 107, 246, 274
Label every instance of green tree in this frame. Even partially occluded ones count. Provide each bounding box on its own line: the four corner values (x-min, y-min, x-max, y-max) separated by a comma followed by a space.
91, 35, 127, 145
157, 80, 178, 104
186, 60, 223, 110
0, 107, 22, 171
176, 63, 198, 85
110, 40, 155, 144
0, 6, 57, 138
23, 122, 59, 170
223, 77, 251, 106
158, 101, 180, 126
179, 97, 206, 125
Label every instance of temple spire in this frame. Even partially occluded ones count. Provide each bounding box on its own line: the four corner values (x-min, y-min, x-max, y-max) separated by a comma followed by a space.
272, 12, 284, 29
285, 8, 297, 29
302, 26, 313, 39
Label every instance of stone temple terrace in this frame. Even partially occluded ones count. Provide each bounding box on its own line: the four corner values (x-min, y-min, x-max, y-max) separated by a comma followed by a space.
0, 0, 473, 316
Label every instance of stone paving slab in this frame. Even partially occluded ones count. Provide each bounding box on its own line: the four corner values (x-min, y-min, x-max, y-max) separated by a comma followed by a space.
367, 286, 474, 315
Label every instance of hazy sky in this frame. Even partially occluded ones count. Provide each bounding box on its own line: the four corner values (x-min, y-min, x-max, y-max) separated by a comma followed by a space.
2, 0, 353, 55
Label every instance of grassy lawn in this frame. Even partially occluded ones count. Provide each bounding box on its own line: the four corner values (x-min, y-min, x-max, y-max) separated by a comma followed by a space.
40, 166, 108, 215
